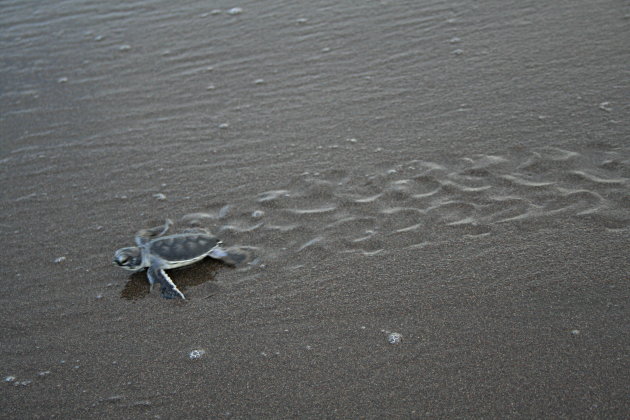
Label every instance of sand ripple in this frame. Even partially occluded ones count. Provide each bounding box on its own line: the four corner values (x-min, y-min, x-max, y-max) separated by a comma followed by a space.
182, 146, 629, 264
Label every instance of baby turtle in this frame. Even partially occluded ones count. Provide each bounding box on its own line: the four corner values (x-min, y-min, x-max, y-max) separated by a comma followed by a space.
113, 219, 246, 299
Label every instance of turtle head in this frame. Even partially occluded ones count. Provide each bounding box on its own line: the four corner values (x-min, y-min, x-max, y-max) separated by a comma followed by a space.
113, 247, 144, 271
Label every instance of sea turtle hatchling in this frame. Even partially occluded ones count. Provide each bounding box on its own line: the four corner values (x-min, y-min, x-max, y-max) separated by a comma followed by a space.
113, 219, 246, 299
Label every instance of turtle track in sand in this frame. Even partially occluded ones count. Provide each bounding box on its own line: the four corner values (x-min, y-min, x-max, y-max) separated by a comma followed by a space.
182, 145, 629, 266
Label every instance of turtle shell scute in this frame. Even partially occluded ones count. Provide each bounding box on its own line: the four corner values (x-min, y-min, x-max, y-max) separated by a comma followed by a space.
149, 234, 220, 262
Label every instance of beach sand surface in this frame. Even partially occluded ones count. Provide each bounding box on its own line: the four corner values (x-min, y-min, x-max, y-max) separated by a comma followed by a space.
1, 0, 629, 418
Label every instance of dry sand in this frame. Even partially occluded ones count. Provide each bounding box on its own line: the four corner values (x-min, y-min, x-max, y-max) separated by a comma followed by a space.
1, 0, 629, 418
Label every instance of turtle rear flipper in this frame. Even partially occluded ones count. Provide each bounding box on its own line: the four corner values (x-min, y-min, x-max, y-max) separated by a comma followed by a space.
147, 265, 185, 299
209, 246, 250, 266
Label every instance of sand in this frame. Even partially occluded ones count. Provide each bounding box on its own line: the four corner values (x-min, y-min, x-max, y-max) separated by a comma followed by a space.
1, 0, 629, 418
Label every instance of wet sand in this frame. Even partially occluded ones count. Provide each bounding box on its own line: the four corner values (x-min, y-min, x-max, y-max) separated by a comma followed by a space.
1, 0, 629, 418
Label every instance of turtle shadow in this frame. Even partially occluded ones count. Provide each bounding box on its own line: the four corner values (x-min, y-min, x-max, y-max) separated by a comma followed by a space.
120, 258, 225, 300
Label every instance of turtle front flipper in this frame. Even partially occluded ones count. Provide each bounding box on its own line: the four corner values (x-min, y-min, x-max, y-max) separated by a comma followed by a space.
135, 219, 173, 246
181, 227, 212, 235
147, 265, 185, 300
